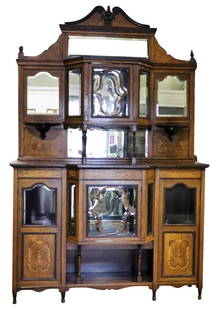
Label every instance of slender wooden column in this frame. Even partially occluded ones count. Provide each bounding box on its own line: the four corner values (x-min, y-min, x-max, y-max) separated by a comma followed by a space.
132, 125, 137, 164
136, 244, 142, 282
76, 245, 82, 283
82, 125, 87, 164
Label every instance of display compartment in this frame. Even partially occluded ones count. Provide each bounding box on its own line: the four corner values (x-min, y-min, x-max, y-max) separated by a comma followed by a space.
66, 244, 153, 285
154, 73, 190, 121
23, 69, 64, 123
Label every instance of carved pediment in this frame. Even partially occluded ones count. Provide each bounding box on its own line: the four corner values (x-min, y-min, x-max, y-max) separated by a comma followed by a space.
60, 6, 157, 35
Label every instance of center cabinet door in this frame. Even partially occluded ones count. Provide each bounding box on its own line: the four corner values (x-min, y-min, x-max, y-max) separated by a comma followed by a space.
16, 178, 62, 286
157, 176, 201, 283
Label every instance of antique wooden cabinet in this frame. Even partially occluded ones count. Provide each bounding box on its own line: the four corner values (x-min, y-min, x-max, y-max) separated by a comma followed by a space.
11, 6, 209, 303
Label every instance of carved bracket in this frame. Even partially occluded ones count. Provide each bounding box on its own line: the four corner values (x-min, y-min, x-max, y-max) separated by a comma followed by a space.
26, 123, 60, 139
158, 125, 178, 141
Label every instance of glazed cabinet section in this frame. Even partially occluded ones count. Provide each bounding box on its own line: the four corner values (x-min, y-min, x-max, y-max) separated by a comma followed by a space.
156, 169, 203, 285
13, 169, 65, 291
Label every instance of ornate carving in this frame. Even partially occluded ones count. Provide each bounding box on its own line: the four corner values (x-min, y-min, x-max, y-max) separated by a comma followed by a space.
60, 6, 156, 34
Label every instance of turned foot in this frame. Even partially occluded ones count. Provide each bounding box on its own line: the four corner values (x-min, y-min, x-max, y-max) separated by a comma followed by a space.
152, 289, 157, 301
13, 291, 17, 304
61, 292, 66, 303
188, 284, 192, 287
198, 287, 202, 300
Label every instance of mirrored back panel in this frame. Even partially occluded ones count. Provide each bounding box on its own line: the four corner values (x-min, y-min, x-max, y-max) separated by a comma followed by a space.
156, 75, 187, 117
87, 185, 137, 237
67, 128, 148, 159
27, 72, 59, 115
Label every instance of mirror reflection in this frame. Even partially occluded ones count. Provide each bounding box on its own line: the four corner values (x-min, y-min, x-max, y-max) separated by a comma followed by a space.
139, 71, 149, 117
88, 185, 137, 237
93, 68, 128, 117
157, 75, 187, 117
69, 184, 76, 236
68, 69, 81, 116
27, 72, 59, 115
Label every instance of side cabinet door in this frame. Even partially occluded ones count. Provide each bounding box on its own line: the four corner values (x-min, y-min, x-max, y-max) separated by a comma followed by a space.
162, 232, 195, 278
157, 175, 200, 283
17, 178, 61, 285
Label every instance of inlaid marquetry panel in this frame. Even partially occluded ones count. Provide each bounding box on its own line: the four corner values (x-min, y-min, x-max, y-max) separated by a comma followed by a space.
22, 234, 56, 280
162, 233, 194, 277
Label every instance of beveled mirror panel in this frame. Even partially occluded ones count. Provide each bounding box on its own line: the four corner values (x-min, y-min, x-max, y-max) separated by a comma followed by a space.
27, 72, 59, 115
139, 71, 149, 118
87, 185, 137, 237
68, 69, 81, 116
23, 184, 57, 226
156, 75, 187, 117
164, 184, 196, 225
93, 68, 128, 117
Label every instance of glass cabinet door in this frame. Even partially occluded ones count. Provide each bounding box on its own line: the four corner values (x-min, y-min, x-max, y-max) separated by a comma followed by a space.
156, 75, 187, 117
92, 68, 129, 117
161, 179, 199, 225
87, 185, 137, 237
23, 183, 57, 226
26, 71, 60, 115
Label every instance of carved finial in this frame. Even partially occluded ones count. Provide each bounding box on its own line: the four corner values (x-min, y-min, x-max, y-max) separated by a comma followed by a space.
102, 5, 115, 22
190, 50, 197, 67
18, 46, 24, 58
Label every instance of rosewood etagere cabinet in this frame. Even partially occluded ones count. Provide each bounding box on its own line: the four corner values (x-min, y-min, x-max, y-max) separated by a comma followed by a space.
11, 6, 209, 303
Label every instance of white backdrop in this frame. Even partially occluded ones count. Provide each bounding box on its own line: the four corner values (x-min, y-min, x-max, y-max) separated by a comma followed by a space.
0, 0, 218, 309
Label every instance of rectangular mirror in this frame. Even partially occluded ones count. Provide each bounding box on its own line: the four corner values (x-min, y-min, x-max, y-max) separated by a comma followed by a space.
93, 68, 129, 117
68, 36, 148, 58
87, 185, 137, 237
27, 72, 59, 115
156, 75, 187, 117
68, 69, 81, 116
139, 71, 149, 117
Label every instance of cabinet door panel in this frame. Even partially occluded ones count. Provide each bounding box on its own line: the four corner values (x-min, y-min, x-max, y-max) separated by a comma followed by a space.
162, 232, 194, 277
22, 234, 56, 280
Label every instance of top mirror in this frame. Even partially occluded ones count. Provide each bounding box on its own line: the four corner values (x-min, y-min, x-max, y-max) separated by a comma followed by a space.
27, 72, 59, 115
68, 36, 148, 58
156, 75, 187, 117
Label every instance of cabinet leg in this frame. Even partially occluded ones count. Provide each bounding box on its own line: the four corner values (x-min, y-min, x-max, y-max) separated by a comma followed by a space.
13, 291, 17, 304
61, 292, 66, 303
198, 287, 202, 300
152, 289, 157, 301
